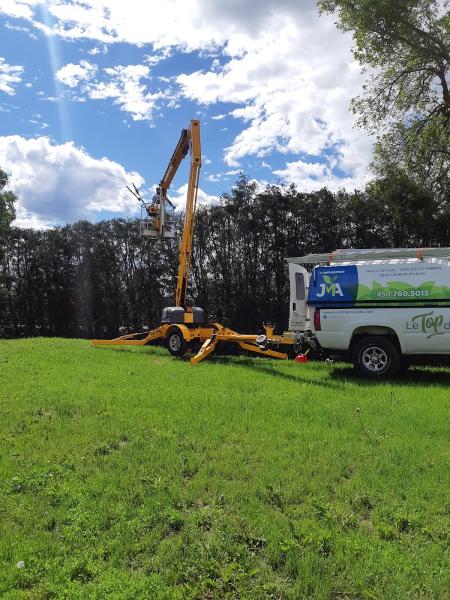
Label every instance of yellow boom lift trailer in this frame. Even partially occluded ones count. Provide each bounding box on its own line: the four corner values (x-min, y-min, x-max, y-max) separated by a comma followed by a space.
92, 120, 296, 364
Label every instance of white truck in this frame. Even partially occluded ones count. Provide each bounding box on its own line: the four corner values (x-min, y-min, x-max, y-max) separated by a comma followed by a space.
287, 248, 450, 378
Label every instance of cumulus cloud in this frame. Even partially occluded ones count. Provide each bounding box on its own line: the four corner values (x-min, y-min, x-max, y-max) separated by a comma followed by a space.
4, 20, 37, 38
274, 158, 370, 192
56, 61, 164, 121
0, 0, 35, 20
0, 0, 317, 49
0, 136, 144, 228
166, 183, 220, 211
0, 56, 24, 95
93, 65, 162, 121
87, 45, 108, 56
56, 59, 97, 88
1, 0, 375, 192
1, 0, 223, 48
177, 19, 373, 185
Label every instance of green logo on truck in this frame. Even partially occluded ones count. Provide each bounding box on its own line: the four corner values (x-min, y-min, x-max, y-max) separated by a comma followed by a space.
407, 311, 450, 338
317, 274, 343, 298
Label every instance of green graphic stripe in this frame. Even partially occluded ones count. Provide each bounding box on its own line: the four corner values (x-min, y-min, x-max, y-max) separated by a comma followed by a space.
357, 281, 450, 302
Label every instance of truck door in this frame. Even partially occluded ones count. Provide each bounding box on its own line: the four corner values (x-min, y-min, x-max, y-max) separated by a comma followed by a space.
288, 263, 309, 331
404, 307, 450, 355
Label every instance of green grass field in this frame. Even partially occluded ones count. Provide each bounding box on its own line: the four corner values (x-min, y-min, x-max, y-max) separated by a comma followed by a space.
0, 338, 449, 599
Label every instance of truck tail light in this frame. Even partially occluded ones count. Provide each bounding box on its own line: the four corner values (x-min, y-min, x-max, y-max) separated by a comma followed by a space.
313, 307, 321, 331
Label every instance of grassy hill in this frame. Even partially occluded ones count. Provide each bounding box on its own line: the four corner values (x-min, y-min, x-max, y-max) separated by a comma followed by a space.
0, 338, 449, 599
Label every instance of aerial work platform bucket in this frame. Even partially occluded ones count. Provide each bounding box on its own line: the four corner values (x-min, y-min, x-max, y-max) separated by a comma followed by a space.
127, 183, 175, 240
140, 188, 175, 239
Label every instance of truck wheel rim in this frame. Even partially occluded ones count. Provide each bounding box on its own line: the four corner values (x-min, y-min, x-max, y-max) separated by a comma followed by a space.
362, 346, 388, 372
169, 335, 181, 351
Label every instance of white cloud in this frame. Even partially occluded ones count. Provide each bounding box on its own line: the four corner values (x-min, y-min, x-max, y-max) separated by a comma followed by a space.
205, 169, 240, 182
4, 20, 36, 38
176, 19, 374, 185
0, 57, 24, 95
166, 183, 220, 211
274, 157, 370, 192
0, 0, 35, 20
14, 205, 54, 230
87, 45, 108, 56
229, 106, 260, 122
56, 60, 97, 88
1, 0, 375, 190
211, 113, 226, 120
29, 117, 49, 130
206, 173, 223, 182
145, 49, 172, 65
0, 1, 317, 50
0, 136, 144, 228
56, 61, 164, 121
95, 65, 161, 121
1, 0, 224, 48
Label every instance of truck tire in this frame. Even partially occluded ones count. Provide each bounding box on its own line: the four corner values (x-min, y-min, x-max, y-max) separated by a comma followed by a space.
352, 336, 400, 379
399, 357, 411, 374
166, 328, 187, 357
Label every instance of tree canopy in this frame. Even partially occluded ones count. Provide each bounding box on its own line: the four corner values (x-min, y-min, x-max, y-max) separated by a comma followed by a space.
0, 168, 16, 244
1, 176, 447, 339
319, 0, 449, 197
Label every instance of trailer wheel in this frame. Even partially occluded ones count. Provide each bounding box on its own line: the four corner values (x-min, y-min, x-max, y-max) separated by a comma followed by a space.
166, 329, 187, 358
352, 336, 400, 379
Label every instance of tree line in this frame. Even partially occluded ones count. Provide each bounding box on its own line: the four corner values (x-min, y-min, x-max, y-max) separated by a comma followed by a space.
0, 0, 448, 339
1, 173, 448, 339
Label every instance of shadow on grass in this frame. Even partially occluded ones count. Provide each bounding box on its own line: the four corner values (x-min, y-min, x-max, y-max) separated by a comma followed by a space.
92, 344, 165, 354
94, 345, 450, 388
329, 366, 450, 388
207, 356, 350, 391
206, 354, 450, 389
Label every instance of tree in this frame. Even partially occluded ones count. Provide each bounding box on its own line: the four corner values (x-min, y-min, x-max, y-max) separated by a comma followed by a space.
0, 168, 16, 245
0, 168, 17, 327
364, 168, 438, 247
319, 0, 449, 195
372, 120, 450, 205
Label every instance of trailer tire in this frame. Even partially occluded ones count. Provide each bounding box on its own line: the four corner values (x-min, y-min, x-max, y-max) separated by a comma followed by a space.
166, 328, 187, 358
352, 335, 400, 379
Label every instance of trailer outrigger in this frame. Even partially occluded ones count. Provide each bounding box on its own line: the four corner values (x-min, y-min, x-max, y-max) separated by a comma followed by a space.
92, 120, 296, 364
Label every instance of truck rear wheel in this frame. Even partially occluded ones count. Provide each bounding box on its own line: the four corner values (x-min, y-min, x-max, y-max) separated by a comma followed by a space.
352, 336, 400, 379
166, 329, 187, 358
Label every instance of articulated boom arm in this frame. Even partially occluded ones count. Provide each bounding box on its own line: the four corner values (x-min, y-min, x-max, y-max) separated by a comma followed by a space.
92, 117, 295, 365
167, 119, 201, 308
159, 128, 190, 193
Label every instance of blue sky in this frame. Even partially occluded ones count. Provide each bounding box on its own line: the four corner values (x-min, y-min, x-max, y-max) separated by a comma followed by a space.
0, 0, 373, 228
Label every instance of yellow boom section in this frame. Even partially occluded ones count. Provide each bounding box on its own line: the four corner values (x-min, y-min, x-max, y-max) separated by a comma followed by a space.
173, 120, 201, 308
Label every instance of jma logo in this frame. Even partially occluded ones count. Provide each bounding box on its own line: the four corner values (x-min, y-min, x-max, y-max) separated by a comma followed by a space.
317, 274, 344, 298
